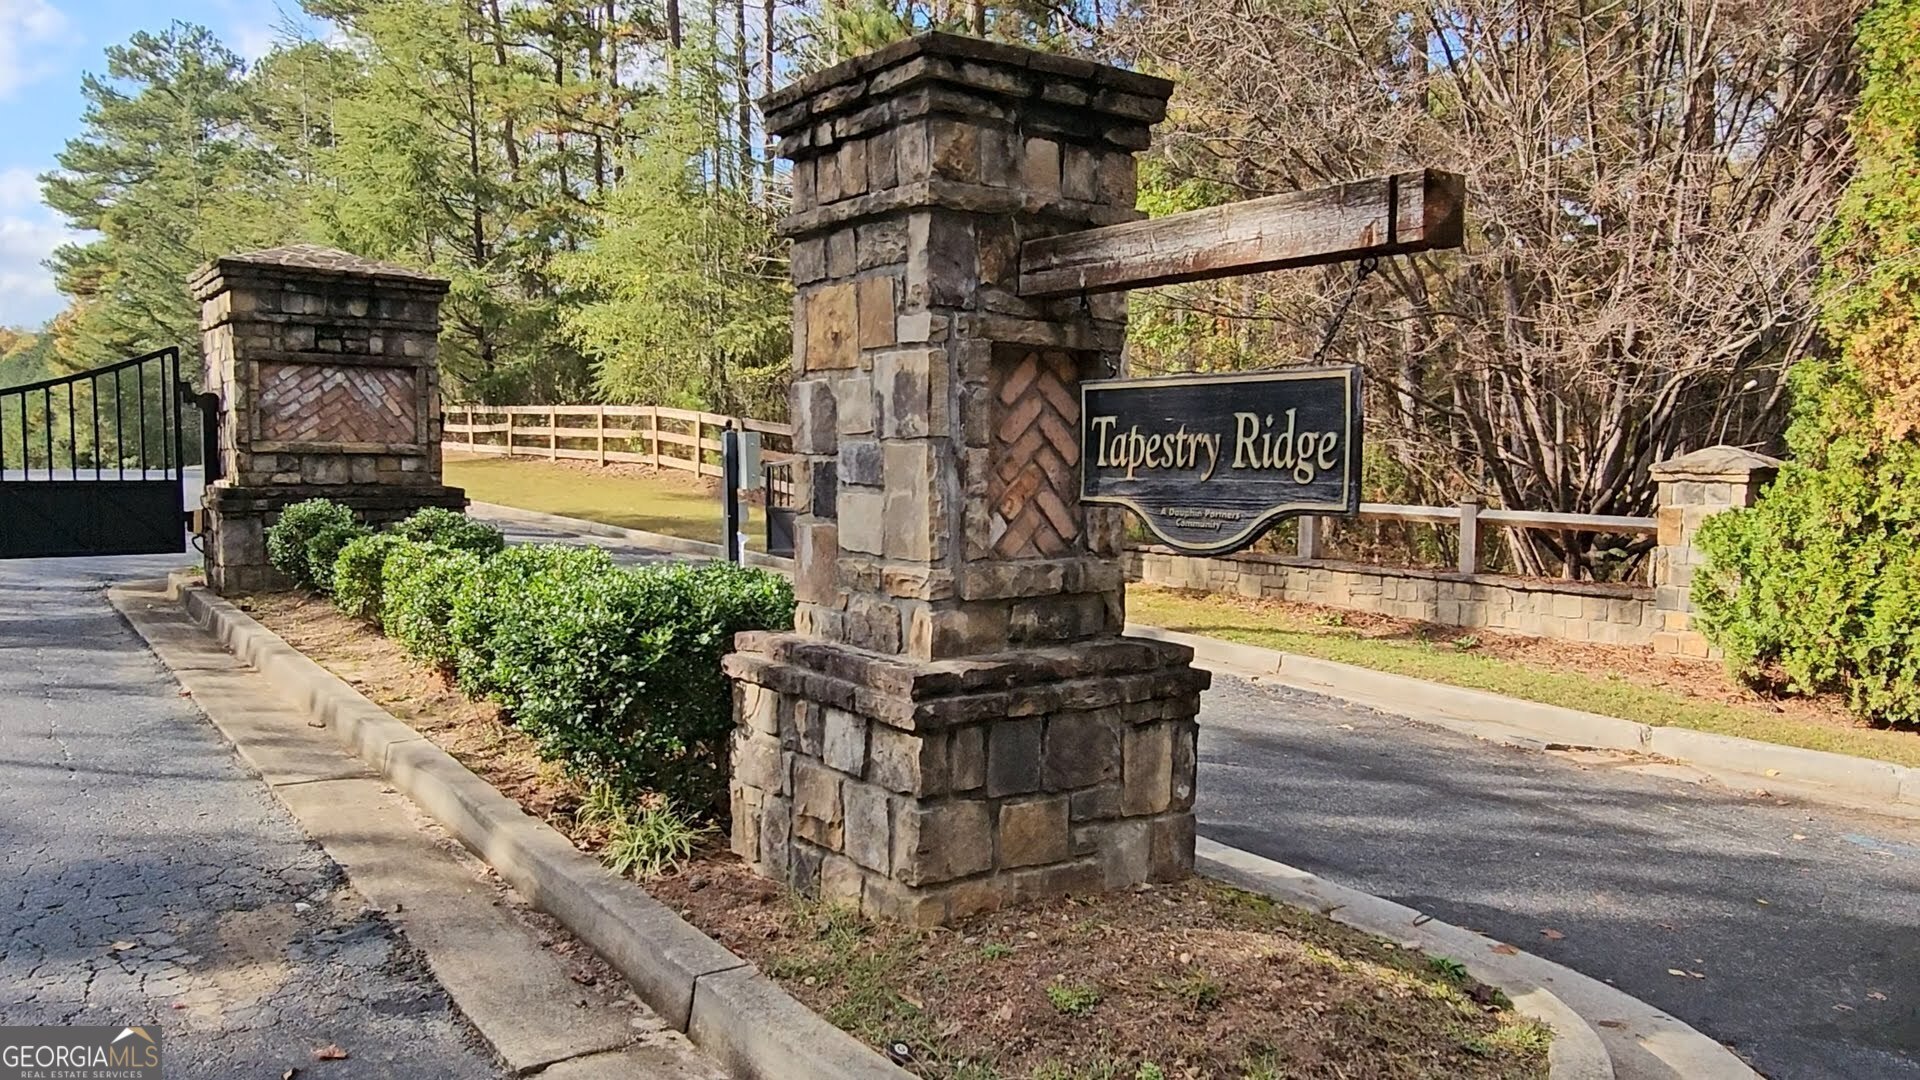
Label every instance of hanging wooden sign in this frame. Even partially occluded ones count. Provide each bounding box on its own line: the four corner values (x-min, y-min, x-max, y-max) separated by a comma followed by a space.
1080, 367, 1361, 556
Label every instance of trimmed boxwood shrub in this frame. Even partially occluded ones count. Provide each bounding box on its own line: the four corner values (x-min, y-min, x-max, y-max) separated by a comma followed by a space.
332, 533, 403, 620
446, 543, 617, 699
305, 523, 371, 595
394, 507, 505, 558
266, 499, 356, 589
483, 559, 793, 810
380, 540, 481, 670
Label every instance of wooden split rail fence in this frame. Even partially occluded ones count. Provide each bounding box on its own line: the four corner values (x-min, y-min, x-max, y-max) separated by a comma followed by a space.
446, 404, 1653, 577
1299, 501, 1657, 577
445, 405, 794, 480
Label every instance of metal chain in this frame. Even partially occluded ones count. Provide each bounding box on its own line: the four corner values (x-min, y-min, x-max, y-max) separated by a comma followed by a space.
1310, 255, 1380, 365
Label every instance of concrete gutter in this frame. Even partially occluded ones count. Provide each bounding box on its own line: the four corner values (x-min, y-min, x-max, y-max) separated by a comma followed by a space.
166, 573, 907, 1080
469, 500, 796, 573
1128, 623, 1920, 820
1197, 839, 1756, 1080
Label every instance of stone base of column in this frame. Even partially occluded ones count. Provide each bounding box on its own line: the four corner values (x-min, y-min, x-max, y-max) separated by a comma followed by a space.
722, 632, 1209, 926
202, 482, 467, 595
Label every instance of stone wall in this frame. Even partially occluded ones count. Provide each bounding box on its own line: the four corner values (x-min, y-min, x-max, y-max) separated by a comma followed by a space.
725, 33, 1208, 925
728, 633, 1205, 925
192, 244, 466, 593
1127, 548, 1657, 645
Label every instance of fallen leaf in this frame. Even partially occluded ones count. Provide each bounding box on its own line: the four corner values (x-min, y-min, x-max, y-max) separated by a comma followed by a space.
1595, 1020, 1627, 1030
1765, 769, 1781, 778
1668, 969, 1688, 977
1868, 991, 1888, 1002
1490, 943, 1518, 955
311, 1045, 348, 1061
898, 990, 923, 1010
109, 941, 135, 952
1755, 899, 1770, 906
1540, 929, 1565, 941
177, 688, 192, 697
1833, 1003, 1854, 1012
283, 1071, 297, 1080
1178, 952, 1192, 965
1791, 833, 1807, 841
1687, 971, 1707, 980
994, 1002, 1013, 1022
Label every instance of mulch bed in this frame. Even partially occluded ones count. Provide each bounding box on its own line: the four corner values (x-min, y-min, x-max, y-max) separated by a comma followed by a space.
244, 591, 1550, 1080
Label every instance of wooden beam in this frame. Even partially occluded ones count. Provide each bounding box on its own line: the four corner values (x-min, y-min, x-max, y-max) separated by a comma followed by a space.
1018, 169, 1465, 298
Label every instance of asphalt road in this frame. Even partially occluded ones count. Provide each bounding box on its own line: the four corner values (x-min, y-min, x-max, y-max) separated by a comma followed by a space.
0, 554, 505, 1079
1196, 674, 1920, 1080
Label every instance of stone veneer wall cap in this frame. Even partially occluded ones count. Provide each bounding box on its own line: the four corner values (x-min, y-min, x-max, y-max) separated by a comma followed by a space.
1648, 445, 1784, 483
760, 30, 1174, 122
190, 244, 451, 299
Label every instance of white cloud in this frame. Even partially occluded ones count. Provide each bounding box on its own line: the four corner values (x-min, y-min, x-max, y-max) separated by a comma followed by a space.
0, 166, 43, 210
229, 22, 278, 63
0, 0, 69, 100
0, 205, 77, 328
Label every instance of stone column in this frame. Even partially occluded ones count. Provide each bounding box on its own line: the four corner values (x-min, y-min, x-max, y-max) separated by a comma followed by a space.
190, 245, 467, 593
723, 33, 1210, 925
1649, 445, 1782, 658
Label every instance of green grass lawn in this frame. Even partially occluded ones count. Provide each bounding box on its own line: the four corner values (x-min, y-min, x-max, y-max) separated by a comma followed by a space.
447, 456, 728, 545
1129, 586, 1920, 769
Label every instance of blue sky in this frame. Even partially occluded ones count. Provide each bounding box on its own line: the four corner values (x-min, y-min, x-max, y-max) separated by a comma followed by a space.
0, 0, 321, 328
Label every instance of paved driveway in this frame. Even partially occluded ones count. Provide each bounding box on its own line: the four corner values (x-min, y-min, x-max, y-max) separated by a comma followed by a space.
0, 554, 504, 1079
1196, 674, 1920, 1080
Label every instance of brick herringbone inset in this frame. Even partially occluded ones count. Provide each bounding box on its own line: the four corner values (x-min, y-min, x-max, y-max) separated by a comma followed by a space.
258, 362, 418, 445
989, 349, 1082, 557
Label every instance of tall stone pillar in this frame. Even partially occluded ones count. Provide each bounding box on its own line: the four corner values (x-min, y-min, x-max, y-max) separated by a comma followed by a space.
1649, 445, 1782, 658
724, 34, 1209, 925
191, 245, 467, 593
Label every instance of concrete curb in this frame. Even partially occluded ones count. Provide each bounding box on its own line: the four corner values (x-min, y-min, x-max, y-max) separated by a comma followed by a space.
167, 573, 907, 1080
1195, 839, 1758, 1080
1128, 622, 1920, 816
469, 500, 796, 573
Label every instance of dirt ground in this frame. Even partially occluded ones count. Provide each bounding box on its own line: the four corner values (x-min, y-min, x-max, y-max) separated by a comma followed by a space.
245, 592, 1550, 1080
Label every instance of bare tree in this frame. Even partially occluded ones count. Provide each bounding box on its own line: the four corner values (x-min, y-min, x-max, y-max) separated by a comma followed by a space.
1105, 0, 1859, 577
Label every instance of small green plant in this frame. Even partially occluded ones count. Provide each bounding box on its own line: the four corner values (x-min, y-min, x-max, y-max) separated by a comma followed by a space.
591, 788, 711, 878
1309, 610, 1348, 627
1164, 971, 1224, 1010
1451, 634, 1482, 652
1135, 1064, 1166, 1080
266, 498, 356, 589
1427, 955, 1469, 982
1238, 1052, 1281, 1080
1045, 981, 1102, 1016
978, 941, 1012, 960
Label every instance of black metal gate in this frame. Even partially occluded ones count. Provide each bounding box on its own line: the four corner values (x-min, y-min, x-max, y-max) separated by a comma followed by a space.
764, 460, 795, 558
0, 347, 189, 559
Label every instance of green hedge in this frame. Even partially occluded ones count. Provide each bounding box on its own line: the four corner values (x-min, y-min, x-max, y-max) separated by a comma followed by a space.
381, 540, 482, 671
394, 506, 507, 558
296, 499, 793, 813
449, 543, 618, 699
482, 560, 793, 809
334, 533, 403, 620
266, 499, 358, 589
